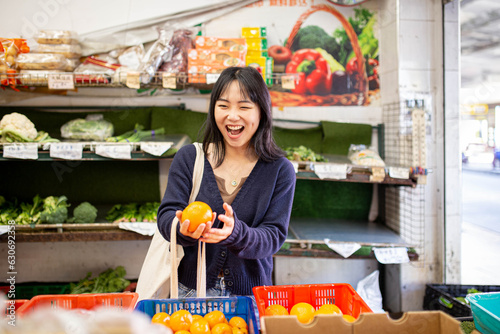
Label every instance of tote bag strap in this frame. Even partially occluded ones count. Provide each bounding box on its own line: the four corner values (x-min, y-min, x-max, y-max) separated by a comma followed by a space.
170, 142, 205, 298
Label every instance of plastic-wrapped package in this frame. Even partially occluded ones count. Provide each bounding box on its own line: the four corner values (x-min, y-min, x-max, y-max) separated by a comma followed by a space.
73, 55, 122, 84
109, 45, 145, 70
35, 30, 79, 44
61, 114, 114, 141
137, 28, 174, 84
64, 57, 81, 72
16, 53, 68, 70
19, 70, 63, 85
348, 144, 386, 167
0, 38, 30, 68
159, 28, 198, 75
32, 43, 82, 58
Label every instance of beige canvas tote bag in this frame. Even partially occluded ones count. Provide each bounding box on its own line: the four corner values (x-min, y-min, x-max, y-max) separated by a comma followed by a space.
136, 142, 205, 301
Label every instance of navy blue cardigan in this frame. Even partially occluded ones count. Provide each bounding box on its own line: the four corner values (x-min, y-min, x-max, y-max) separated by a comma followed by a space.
157, 144, 296, 295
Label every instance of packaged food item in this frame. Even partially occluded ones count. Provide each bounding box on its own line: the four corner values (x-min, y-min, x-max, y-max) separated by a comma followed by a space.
245, 37, 267, 51
245, 55, 273, 84
159, 28, 198, 75
16, 53, 67, 70
73, 56, 122, 84
61, 114, 114, 141
64, 58, 81, 72
188, 49, 246, 67
0, 38, 30, 68
32, 43, 82, 58
188, 64, 227, 84
348, 144, 386, 167
35, 30, 79, 44
115, 45, 145, 70
241, 27, 267, 38
195, 36, 247, 51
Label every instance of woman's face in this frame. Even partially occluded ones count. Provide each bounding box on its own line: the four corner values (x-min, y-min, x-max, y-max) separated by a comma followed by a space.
214, 80, 261, 150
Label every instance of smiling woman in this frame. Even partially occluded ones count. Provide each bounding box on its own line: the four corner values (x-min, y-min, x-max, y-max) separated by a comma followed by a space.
156, 66, 297, 298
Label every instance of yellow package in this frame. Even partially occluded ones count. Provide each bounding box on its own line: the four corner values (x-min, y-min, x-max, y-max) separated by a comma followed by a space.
241, 27, 267, 38
245, 38, 267, 51
245, 56, 273, 84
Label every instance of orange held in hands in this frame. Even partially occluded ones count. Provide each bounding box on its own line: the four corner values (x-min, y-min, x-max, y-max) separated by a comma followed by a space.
182, 201, 213, 233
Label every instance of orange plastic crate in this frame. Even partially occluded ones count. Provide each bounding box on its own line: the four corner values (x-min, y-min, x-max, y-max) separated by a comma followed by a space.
4, 299, 29, 317
252, 283, 372, 318
16, 292, 138, 316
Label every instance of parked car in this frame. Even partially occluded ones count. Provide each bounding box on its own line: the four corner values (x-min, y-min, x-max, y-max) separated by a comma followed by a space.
462, 143, 494, 164
494, 148, 500, 168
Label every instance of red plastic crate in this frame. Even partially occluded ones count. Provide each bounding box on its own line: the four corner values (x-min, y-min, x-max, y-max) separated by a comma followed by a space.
4, 299, 29, 317
252, 283, 372, 318
16, 292, 138, 316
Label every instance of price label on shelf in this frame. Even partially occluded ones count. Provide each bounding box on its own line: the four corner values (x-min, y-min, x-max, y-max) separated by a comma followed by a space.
140, 142, 172, 156
95, 144, 132, 159
49, 143, 84, 160
373, 247, 410, 264
126, 72, 141, 89
290, 161, 299, 174
162, 73, 177, 89
281, 75, 296, 90
3, 143, 38, 160
206, 73, 220, 84
313, 163, 347, 180
48, 73, 74, 90
389, 167, 410, 179
370, 166, 386, 182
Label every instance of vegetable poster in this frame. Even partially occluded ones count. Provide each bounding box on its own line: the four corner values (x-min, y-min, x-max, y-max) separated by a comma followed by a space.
204, 0, 380, 108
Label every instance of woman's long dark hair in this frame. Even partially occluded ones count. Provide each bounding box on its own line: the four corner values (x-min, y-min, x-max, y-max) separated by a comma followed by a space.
202, 66, 283, 167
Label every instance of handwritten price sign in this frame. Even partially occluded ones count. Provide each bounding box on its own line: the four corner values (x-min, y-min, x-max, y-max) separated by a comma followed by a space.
48, 73, 75, 90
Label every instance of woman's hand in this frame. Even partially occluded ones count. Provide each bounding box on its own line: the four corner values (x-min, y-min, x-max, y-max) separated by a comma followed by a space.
177, 210, 216, 239
200, 202, 235, 243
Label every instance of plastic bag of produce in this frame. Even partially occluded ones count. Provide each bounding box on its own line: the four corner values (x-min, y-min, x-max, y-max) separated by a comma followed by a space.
348, 144, 385, 166
61, 114, 113, 141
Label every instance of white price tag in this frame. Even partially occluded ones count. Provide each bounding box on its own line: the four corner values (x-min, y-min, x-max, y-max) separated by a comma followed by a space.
389, 167, 410, 179
3, 143, 38, 160
126, 72, 141, 89
373, 247, 410, 264
140, 142, 172, 156
118, 222, 156, 236
291, 161, 299, 174
281, 75, 296, 90
313, 163, 347, 180
49, 143, 84, 160
324, 239, 361, 258
162, 73, 177, 89
206, 73, 220, 84
48, 73, 74, 90
95, 144, 132, 159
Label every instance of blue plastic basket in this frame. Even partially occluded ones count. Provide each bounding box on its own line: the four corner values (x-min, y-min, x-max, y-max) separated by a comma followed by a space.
135, 296, 258, 334
466, 292, 500, 334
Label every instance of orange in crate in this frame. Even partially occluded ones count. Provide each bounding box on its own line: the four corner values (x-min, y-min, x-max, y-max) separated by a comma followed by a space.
16, 292, 138, 316
252, 283, 372, 319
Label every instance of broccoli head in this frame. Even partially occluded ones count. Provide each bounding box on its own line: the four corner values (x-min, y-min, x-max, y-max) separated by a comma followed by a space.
40, 196, 70, 224
290, 25, 340, 57
72, 202, 98, 224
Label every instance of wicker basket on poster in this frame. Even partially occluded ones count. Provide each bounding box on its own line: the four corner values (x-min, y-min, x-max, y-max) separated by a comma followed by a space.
272, 4, 370, 107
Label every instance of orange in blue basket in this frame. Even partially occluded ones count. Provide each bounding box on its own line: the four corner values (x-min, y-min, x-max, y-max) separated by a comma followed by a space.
228, 316, 248, 329
169, 309, 193, 332
204, 310, 226, 329
151, 312, 170, 327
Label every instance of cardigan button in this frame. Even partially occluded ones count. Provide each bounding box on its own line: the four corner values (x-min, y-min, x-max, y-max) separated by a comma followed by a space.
221, 251, 226, 257
227, 281, 233, 287
224, 269, 230, 275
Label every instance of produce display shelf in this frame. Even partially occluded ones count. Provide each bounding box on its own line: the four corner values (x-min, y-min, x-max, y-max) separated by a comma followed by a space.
0, 229, 152, 242
277, 217, 419, 261
1, 71, 300, 89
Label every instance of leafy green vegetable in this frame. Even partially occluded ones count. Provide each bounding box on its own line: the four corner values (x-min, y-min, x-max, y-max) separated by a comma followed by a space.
285, 146, 328, 162
106, 123, 165, 143
347, 14, 378, 63
40, 196, 70, 224
70, 202, 98, 224
289, 25, 340, 58
70, 266, 130, 294
106, 202, 160, 223
333, 8, 374, 66
61, 116, 114, 141
315, 48, 345, 72
460, 321, 475, 334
